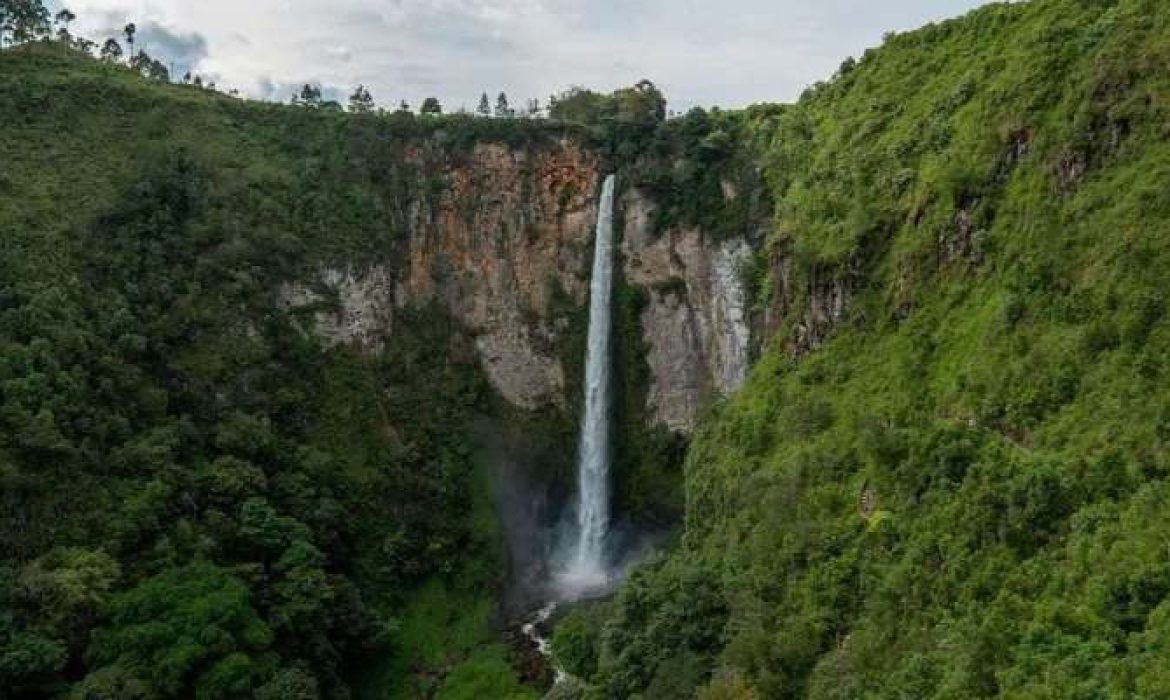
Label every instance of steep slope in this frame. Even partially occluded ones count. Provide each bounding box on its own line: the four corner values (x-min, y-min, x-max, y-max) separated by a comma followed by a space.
0, 40, 768, 698
567, 1, 1170, 698
1, 42, 551, 699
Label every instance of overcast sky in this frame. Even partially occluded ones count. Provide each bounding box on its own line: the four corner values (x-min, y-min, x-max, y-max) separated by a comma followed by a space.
52, 0, 994, 111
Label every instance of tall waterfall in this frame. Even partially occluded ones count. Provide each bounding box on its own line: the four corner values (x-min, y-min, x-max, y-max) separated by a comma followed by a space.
565, 174, 616, 589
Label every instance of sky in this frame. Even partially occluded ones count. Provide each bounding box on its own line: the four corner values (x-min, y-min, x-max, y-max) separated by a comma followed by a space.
51, 0, 994, 111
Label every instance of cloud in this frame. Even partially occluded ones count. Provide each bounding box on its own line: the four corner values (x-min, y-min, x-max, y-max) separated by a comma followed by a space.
255, 76, 347, 105
53, 0, 994, 110
135, 22, 208, 76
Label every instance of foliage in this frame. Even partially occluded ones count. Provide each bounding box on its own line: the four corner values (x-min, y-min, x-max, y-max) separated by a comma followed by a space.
356, 579, 535, 700
85, 562, 273, 697
0, 39, 565, 698
551, 601, 608, 679
581, 0, 1170, 697
0, 0, 49, 45
609, 277, 688, 526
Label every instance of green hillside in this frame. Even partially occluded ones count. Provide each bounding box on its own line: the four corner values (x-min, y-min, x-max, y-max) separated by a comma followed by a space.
6, 0, 1170, 698
563, 0, 1170, 697
0, 41, 573, 699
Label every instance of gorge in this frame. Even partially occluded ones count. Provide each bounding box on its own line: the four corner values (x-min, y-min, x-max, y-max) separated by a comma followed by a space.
4, 0, 1170, 698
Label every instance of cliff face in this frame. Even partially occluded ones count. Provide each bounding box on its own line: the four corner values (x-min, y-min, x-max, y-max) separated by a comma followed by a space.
282, 140, 595, 408
621, 189, 754, 432
397, 141, 599, 409
283, 140, 756, 431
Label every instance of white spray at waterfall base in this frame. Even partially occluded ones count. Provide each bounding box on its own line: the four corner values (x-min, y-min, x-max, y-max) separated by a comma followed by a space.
557, 173, 617, 600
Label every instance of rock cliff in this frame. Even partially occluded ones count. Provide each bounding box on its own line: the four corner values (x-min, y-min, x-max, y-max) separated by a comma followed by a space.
283, 139, 757, 431
620, 189, 754, 432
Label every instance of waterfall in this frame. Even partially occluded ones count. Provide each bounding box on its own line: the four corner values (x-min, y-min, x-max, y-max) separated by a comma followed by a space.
564, 173, 616, 592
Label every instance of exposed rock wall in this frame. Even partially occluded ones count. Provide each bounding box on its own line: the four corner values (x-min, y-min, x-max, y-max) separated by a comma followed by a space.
283, 139, 598, 409
283, 142, 758, 432
621, 189, 754, 432
764, 249, 851, 359
280, 266, 395, 351
395, 141, 599, 408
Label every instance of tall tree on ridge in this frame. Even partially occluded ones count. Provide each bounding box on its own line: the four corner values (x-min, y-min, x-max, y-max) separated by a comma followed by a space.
99, 37, 122, 62
122, 22, 135, 58
348, 85, 374, 113
494, 91, 512, 118
53, 7, 73, 40
477, 92, 490, 117
53, 8, 73, 28
293, 83, 322, 107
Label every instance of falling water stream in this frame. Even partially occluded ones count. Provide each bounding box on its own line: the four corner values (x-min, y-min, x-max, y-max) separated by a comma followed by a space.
563, 173, 616, 593
524, 175, 617, 687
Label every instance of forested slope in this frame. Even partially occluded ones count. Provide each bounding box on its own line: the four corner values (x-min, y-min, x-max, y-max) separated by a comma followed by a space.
560, 1, 1170, 697
0, 37, 762, 699
0, 42, 580, 699
8, 1, 1170, 698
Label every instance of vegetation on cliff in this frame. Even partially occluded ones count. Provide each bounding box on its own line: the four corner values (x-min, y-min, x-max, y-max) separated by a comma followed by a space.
9, 0, 1170, 698
560, 0, 1170, 697
0, 38, 580, 699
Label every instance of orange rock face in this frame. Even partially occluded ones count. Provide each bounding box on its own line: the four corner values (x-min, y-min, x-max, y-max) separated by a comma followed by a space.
397, 140, 600, 409
283, 138, 758, 429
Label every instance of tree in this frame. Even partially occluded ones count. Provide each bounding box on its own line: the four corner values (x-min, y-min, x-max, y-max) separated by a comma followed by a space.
494, 91, 512, 118
347, 85, 374, 113
293, 83, 322, 107
85, 562, 272, 697
1, 0, 50, 45
397, 99, 410, 113
0, 612, 65, 695
476, 92, 490, 117
19, 548, 120, 646
128, 48, 170, 81
122, 22, 135, 58
547, 80, 666, 126
0, 2, 10, 45
145, 57, 169, 82
53, 8, 73, 30
419, 96, 442, 116
547, 86, 607, 123
52, 7, 73, 41
99, 37, 122, 62
613, 78, 666, 125
255, 668, 319, 700
525, 98, 541, 118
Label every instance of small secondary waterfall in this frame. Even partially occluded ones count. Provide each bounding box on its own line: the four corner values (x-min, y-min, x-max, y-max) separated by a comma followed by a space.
564, 174, 616, 590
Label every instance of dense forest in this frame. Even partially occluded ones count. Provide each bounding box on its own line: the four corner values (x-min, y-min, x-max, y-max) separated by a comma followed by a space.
0, 3, 759, 696
554, 1, 1170, 698
0, 19, 565, 700
5, 0, 1170, 698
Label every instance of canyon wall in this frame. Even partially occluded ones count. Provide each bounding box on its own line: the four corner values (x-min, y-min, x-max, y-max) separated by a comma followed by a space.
620, 189, 754, 432
282, 139, 756, 432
